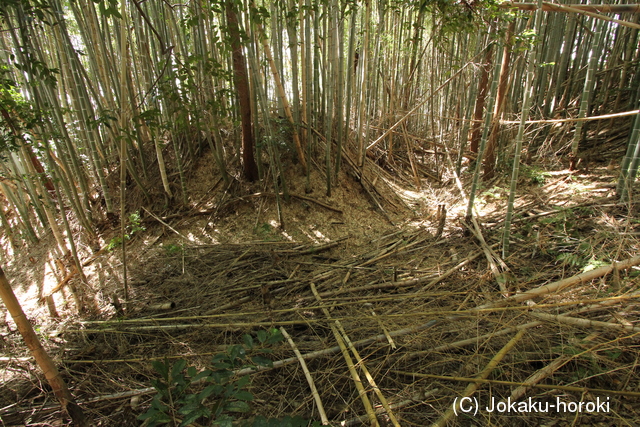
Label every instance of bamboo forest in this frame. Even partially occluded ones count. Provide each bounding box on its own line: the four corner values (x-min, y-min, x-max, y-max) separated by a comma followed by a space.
1, 0, 640, 425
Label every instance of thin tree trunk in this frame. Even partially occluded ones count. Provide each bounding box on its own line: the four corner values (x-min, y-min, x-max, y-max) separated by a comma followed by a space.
484, 21, 514, 180
466, 41, 503, 222
0, 267, 87, 426
470, 41, 493, 153
225, 0, 258, 181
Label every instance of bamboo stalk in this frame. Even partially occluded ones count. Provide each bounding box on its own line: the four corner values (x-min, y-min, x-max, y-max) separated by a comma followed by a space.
404, 321, 544, 360
430, 329, 528, 427
508, 355, 571, 401
310, 283, 380, 427
535, 2, 640, 30
280, 327, 329, 425
530, 312, 640, 332
366, 57, 478, 152
251, 6, 307, 171
333, 319, 401, 427
502, 2, 640, 13
477, 254, 640, 310
393, 371, 640, 398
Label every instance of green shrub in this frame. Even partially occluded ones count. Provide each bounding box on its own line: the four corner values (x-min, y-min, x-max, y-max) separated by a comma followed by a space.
139, 328, 317, 427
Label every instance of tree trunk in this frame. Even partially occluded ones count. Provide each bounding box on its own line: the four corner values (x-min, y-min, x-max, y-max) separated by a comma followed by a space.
225, 0, 258, 182
470, 42, 493, 153
0, 267, 87, 426
484, 22, 514, 180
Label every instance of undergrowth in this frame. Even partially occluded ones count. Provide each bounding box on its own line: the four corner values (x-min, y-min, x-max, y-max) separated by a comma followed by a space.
139, 328, 318, 427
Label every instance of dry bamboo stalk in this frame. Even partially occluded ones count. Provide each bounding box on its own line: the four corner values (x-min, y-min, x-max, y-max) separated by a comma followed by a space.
464, 218, 510, 294
366, 58, 476, 151
53, 320, 443, 410
529, 312, 640, 332
0, 267, 87, 425
393, 371, 640, 398
383, 250, 483, 315
228, 192, 343, 213
142, 207, 189, 240
280, 327, 329, 425
361, 236, 430, 267
334, 319, 401, 427
430, 329, 528, 427
539, 2, 640, 30
402, 122, 421, 189
309, 238, 424, 285
508, 355, 571, 401
341, 399, 414, 426
310, 283, 380, 427
574, 289, 640, 313
477, 255, 640, 310
334, 145, 392, 222
502, 2, 640, 13
500, 108, 640, 124
286, 237, 348, 254
369, 307, 396, 349
80, 291, 634, 332
252, 16, 306, 170
404, 320, 544, 360
41, 264, 78, 298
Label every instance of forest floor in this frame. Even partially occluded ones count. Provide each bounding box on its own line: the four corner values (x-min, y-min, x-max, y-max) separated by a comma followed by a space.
1, 132, 640, 426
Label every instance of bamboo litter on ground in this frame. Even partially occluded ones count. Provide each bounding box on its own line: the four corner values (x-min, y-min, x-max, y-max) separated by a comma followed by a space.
3, 161, 640, 425
4, 219, 635, 426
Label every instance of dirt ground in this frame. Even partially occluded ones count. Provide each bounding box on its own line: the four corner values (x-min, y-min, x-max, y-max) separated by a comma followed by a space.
1, 129, 640, 426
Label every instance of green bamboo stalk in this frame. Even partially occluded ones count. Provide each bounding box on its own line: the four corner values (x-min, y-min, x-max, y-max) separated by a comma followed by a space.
465, 41, 502, 222
554, 14, 577, 112
333, 0, 345, 179
356, 0, 371, 170
6, 152, 48, 230
119, 0, 129, 302
0, 178, 39, 243
569, 18, 606, 163
18, 146, 69, 256
502, 2, 544, 258
617, 84, 640, 200
303, 0, 313, 191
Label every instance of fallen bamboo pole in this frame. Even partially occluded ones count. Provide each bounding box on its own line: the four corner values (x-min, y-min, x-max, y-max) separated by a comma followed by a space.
430, 329, 528, 427
477, 254, 640, 310
280, 327, 329, 425
392, 372, 640, 398
500, 108, 640, 124
502, 2, 640, 13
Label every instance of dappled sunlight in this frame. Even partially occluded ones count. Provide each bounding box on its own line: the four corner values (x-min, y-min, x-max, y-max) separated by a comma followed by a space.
278, 229, 294, 241
0, 243, 13, 266
297, 227, 323, 244
0, 0, 639, 424
185, 231, 207, 245
310, 227, 329, 242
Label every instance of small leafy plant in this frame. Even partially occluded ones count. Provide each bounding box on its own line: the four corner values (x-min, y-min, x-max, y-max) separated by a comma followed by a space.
521, 165, 551, 186
106, 211, 146, 251
164, 243, 185, 256
139, 328, 290, 427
